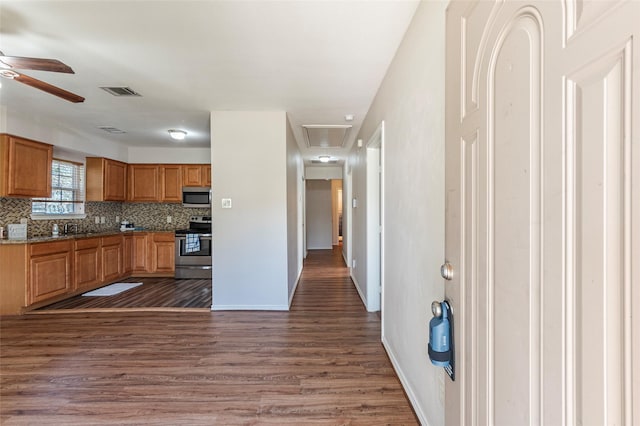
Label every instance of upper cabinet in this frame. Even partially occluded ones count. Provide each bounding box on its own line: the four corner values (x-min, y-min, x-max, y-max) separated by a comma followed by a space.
159, 165, 182, 202
0, 134, 53, 198
128, 164, 159, 202
183, 164, 211, 187
86, 157, 127, 201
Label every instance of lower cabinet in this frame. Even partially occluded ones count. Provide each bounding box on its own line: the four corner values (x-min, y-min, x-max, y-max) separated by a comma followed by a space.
131, 232, 175, 275
132, 233, 149, 274
74, 238, 101, 291
28, 240, 73, 305
123, 234, 133, 275
0, 231, 176, 316
101, 235, 123, 282
150, 232, 175, 274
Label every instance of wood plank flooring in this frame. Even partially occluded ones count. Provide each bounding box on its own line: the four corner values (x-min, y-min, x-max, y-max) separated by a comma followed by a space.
0, 247, 418, 424
38, 277, 212, 311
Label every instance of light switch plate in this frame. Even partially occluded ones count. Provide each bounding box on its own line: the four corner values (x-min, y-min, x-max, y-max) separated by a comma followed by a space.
222, 198, 232, 209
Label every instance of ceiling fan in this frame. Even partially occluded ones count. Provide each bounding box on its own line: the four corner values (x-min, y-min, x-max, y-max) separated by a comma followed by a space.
0, 51, 85, 103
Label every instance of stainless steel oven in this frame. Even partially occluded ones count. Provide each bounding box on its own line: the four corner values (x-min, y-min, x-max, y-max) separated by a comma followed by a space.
175, 216, 212, 279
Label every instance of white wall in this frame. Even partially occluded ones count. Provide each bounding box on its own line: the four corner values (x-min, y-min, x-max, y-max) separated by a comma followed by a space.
2, 109, 128, 161
305, 180, 333, 250
211, 111, 289, 310
286, 117, 303, 304
1, 109, 210, 164
348, 1, 447, 425
128, 147, 211, 163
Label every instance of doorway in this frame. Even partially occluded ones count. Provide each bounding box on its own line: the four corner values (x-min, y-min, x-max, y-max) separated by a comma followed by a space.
366, 121, 384, 312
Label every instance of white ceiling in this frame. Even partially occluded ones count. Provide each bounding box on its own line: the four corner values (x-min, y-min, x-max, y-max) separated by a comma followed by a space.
0, 1, 418, 164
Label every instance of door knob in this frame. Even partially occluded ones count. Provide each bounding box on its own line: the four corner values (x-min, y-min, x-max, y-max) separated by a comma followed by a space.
440, 262, 454, 280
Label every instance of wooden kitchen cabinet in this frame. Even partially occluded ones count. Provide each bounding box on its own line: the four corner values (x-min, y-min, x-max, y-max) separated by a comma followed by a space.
123, 234, 133, 275
160, 165, 182, 202
74, 237, 101, 291
0, 134, 52, 198
128, 164, 159, 201
101, 235, 123, 282
86, 157, 127, 201
203, 164, 211, 186
132, 233, 149, 273
182, 164, 211, 187
150, 232, 175, 274
28, 240, 73, 305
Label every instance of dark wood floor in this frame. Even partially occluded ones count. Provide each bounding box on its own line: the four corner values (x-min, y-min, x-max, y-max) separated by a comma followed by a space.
0, 247, 418, 424
38, 277, 212, 311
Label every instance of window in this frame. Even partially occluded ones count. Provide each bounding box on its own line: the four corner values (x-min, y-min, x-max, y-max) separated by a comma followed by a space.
31, 159, 86, 218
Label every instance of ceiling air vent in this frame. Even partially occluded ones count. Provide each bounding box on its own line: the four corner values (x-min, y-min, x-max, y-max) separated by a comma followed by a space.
98, 126, 126, 134
100, 86, 142, 97
302, 125, 352, 148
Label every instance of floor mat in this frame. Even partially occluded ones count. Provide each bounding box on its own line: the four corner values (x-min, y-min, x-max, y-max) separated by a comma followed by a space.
82, 283, 142, 296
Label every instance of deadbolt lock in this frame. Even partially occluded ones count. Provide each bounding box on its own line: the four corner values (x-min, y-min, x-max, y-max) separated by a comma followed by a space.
440, 262, 454, 281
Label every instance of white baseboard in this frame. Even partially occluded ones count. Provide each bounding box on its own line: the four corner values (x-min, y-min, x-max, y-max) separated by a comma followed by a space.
211, 304, 289, 311
382, 336, 430, 426
288, 266, 303, 307
350, 273, 367, 309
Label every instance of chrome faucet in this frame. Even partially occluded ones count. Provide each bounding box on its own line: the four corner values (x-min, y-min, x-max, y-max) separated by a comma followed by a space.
63, 223, 79, 235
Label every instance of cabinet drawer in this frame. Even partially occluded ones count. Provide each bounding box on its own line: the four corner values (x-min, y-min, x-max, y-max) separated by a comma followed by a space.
152, 232, 175, 243
29, 240, 73, 257
75, 237, 100, 250
101, 235, 122, 247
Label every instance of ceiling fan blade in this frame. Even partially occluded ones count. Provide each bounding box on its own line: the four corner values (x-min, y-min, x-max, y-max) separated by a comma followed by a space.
13, 72, 85, 103
0, 55, 74, 73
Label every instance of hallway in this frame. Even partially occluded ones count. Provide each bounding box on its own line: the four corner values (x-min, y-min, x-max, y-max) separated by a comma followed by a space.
0, 248, 418, 424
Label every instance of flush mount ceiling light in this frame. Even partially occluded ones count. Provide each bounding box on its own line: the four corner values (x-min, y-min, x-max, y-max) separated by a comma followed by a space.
168, 129, 187, 140
318, 155, 331, 163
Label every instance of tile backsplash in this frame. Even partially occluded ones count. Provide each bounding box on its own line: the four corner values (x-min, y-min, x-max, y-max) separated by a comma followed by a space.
0, 198, 210, 237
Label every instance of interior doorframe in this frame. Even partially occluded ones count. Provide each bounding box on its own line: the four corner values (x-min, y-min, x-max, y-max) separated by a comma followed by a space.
366, 121, 384, 313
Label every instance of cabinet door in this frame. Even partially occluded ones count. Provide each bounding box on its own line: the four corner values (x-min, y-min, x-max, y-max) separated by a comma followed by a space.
203, 164, 211, 186
0, 134, 52, 198
29, 241, 72, 304
101, 236, 122, 282
151, 234, 175, 273
123, 234, 133, 275
182, 165, 204, 186
104, 159, 127, 201
160, 165, 182, 202
74, 238, 101, 290
132, 233, 149, 273
128, 164, 159, 201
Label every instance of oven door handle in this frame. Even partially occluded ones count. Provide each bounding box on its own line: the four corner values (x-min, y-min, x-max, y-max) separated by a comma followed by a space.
176, 235, 212, 241
176, 265, 212, 270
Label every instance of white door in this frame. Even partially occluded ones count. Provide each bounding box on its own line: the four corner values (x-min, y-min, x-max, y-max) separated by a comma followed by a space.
445, 1, 639, 425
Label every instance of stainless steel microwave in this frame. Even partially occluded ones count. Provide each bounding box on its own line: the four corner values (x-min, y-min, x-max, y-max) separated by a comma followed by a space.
182, 187, 211, 208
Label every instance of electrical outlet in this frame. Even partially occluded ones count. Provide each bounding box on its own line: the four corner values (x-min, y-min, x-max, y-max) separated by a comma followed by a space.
115, 216, 120, 223
352, 259, 356, 268
95, 216, 100, 224
167, 216, 172, 224
20, 218, 28, 224
100, 216, 105, 224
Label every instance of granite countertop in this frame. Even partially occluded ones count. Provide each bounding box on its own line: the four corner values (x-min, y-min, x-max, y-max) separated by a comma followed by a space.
0, 229, 175, 245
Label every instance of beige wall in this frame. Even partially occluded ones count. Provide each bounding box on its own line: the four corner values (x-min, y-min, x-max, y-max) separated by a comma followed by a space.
348, 1, 447, 424
211, 111, 289, 310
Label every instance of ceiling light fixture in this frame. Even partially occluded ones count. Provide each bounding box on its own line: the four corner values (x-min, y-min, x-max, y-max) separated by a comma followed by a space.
168, 129, 187, 140
319, 155, 331, 163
